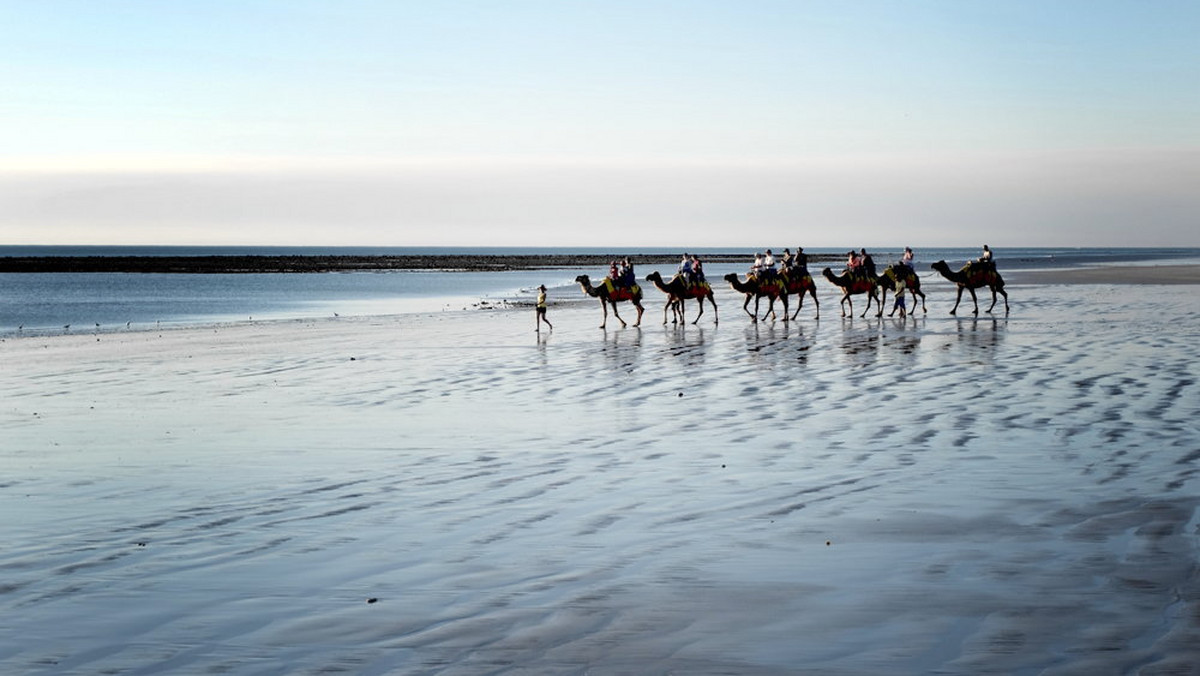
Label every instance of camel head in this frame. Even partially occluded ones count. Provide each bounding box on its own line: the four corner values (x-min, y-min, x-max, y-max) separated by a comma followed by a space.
575, 274, 591, 286
930, 260, 949, 272
723, 272, 740, 283
644, 271, 663, 283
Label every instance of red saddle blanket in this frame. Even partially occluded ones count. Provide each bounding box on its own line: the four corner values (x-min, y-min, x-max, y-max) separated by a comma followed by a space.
602, 279, 641, 300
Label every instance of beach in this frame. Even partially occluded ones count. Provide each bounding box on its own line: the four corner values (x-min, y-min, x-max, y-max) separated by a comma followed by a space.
3, 266, 1199, 674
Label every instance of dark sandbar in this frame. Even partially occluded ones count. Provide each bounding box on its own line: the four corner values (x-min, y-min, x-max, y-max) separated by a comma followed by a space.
0, 253, 843, 274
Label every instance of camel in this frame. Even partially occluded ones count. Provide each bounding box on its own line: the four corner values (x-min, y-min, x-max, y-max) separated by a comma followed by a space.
644, 271, 718, 325
781, 267, 820, 320
930, 260, 1009, 315
575, 275, 645, 328
878, 264, 927, 315
723, 273, 789, 322
821, 268, 881, 318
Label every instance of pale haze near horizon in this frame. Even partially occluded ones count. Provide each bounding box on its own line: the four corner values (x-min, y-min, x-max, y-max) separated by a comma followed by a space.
1, 1, 1197, 248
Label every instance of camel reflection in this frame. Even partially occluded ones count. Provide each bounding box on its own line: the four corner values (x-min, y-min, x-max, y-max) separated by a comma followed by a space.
599, 326, 644, 374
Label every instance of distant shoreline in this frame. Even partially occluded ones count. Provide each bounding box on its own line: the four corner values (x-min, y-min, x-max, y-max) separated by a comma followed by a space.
3, 253, 1198, 283
0, 253, 844, 274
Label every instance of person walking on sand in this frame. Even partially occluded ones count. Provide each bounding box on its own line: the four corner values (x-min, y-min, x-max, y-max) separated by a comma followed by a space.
891, 275, 908, 318
536, 284, 553, 332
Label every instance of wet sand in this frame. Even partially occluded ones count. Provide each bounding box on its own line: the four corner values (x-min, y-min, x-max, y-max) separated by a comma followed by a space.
2, 267, 1198, 674
1011, 264, 1200, 285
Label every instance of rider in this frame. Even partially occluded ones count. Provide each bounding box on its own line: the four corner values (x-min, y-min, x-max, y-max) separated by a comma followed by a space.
750, 252, 765, 278
620, 257, 635, 286
691, 256, 706, 284
678, 254, 693, 285
978, 245, 995, 274
762, 249, 777, 280
794, 247, 808, 270
901, 246, 914, 269
860, 248, 877, 277
846, 250, 861, 277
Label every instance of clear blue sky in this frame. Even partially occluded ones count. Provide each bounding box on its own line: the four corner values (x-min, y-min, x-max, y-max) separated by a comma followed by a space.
2, 0, 1197, 246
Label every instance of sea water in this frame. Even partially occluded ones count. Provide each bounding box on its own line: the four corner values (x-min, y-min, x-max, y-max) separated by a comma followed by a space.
2, 247, 1196, 335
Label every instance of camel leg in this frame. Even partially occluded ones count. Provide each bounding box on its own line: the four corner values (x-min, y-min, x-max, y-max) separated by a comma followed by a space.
810, 290, 819, 320
841, 293, 850, 318
632, 302, 643, 327
1000, 287, 1009, 313
742, 295, 756, 321
610, 300, 628, 328
986, 288, 997, 314
949, 287, 963, 315
781, 296, 790, 322
861, 291, 876, 318
914, 288, 927, 313
598, 298, 609, 328
968, 287, 980, 315
711, 295, 719, 324
691, 298, 703, 324
790, 293, 802, 321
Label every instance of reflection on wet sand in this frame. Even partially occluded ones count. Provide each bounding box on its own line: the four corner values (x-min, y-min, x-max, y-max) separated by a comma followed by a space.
4, 283, 1198, 674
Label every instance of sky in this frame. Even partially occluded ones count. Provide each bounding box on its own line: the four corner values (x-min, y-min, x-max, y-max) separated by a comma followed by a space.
1, 0, 1197, 247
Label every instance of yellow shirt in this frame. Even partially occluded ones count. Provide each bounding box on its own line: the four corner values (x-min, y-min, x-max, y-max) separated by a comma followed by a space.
537, 291, 547, 309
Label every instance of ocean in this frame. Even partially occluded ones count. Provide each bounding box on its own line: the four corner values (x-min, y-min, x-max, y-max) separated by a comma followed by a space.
2, 246, 1197, 335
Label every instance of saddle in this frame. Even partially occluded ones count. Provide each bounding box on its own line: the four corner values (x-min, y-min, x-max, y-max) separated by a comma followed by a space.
759, 276, 785, 296
602, 278, 640, 300
784, 270, 812, 290
961, 262, 996, 285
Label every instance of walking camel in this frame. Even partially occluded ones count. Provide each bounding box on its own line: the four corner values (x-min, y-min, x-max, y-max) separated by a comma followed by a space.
930, 261, 1009, 315
821, 268, 881, 318
644, 271, 718, 325
781, 267, 820, 320
575, 275, 645, 328
723, 273, 789, 322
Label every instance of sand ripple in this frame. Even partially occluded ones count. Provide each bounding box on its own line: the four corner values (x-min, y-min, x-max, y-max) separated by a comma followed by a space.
2, 281, 1199, 673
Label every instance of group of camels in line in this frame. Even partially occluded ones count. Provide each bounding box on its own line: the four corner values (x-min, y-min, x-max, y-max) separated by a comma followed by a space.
574, 260, 1009, 328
